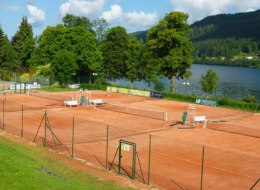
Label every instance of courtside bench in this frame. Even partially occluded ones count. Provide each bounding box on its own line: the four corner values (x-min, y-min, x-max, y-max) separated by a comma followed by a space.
89, 99, 103, 107
64, 100, 79, 107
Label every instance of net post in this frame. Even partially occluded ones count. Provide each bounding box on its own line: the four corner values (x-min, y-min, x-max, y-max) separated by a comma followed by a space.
148, 134, 152, 185
106, 125, 109, 170
200, 146, 205, 190
164, 112, 168, 121
21, 104, 24, 138
71, 116, 75, 159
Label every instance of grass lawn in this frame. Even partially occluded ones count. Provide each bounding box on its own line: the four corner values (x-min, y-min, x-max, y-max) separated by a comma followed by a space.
0, 135, 134, 190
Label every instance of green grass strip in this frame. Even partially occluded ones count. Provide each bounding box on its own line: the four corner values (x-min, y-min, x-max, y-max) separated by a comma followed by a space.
0, 135, 134, 190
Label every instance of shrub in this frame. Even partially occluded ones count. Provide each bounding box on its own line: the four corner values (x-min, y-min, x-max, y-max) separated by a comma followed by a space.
243, 94, 256, 103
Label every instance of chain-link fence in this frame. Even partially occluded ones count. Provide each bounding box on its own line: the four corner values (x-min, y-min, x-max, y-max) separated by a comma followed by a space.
0, 93, 259, 190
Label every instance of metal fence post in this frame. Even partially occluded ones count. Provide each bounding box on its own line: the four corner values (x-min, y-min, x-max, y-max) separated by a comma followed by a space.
71, 116, 75, 159
148, 134, 152, 185
44, 110, 47, 147
21, 104, 24, 138
200, 146, 205, 190
106, 125, 109, 170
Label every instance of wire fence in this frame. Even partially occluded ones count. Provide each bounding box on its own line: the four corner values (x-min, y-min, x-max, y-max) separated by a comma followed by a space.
0, 97, 259, 190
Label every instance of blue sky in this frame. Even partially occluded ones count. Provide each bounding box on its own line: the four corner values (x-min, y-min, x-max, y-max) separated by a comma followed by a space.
1, 0, 260, 38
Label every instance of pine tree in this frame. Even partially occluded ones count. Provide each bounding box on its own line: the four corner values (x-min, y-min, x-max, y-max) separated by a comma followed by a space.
11, 17, 35, 70
1, 35, 18, 71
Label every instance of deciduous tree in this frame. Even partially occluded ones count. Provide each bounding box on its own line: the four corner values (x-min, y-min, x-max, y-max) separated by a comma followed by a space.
101, 26, 128, 80
200, 68, 219, 94
146, 11, 194, 93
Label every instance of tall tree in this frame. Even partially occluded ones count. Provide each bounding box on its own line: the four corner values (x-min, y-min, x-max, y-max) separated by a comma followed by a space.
200, 69, 219, 94
125, 35, 144, 84
34, 24, 102, 84
11, 17, 34, 70
1, 35, 18, 72
146, 11, 194, 93
101, 26, 128, 80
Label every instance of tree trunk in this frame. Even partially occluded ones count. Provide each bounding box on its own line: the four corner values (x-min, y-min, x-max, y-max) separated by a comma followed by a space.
89, 72, 92, 84
147, 81, 151, 91
170, 76, 175, 93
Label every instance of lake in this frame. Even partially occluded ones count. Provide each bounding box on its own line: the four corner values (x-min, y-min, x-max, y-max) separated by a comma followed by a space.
115, 64, 260, 101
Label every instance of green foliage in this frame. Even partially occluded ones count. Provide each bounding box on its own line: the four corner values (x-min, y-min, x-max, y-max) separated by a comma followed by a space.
125, 35, 144, 83
101, 26, 129, 80
51, 50, 77, 85
154, 81, 165, 92
0, 35, 18, 71
200, 69, 219, 94
190, 10, 260, 67
80, 83, 107, 91
190, 10, 260, 41
162, 92, 259, 112
0, 26, 4, 44
0, 136, 135, 190
133, 10, 260, 68
216, 97, 259, 111
162, 92, 197, 103
62, 14, 93, 31
243, 94, 256, 103
11, 17, 34, 69
20, 73, 29, 82
35, 24, 102, 84
146, 11, 194, 93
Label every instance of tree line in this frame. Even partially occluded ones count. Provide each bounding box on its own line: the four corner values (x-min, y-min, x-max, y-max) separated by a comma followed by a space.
0, 12, 193, 93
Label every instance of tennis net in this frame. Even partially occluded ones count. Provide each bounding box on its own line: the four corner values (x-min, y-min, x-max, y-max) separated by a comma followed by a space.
30, 91, 73, 102
98, 103, 168, 121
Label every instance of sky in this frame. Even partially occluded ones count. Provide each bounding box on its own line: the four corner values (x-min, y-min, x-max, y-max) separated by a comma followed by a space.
1, 0, 260, 38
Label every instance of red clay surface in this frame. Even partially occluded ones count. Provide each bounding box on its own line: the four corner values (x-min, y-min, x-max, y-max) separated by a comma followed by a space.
0, 90, 260, 190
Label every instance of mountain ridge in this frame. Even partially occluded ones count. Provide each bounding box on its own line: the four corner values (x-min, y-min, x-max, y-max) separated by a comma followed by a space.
132, 9, 260, 42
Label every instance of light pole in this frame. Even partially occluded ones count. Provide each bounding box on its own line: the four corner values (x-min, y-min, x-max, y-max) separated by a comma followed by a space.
92, 73, 97, 84
183, 82, 190, 95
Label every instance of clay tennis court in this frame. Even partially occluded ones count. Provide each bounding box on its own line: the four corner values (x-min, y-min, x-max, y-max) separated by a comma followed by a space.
0, 90, 259, 190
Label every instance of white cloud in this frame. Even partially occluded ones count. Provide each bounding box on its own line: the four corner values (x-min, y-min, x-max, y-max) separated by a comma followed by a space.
169, 0, 260, 23
27, 5, 45, 26
101, 4, 123, 22
126, 11, 158, 27
101, 4, 159, 31
60, 0, 105, 18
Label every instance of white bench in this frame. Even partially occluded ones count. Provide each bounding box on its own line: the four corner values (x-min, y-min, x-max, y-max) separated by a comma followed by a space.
194, 116, 207, 128
64, 100, 79, 107
89, 99, 103, 107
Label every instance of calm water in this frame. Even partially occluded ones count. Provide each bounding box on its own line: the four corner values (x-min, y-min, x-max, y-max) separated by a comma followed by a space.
115, 64, 260, 101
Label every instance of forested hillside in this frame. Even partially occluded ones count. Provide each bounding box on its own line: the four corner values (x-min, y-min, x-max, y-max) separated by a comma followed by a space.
191, 10, 260, 41
133, 10, 260, 67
